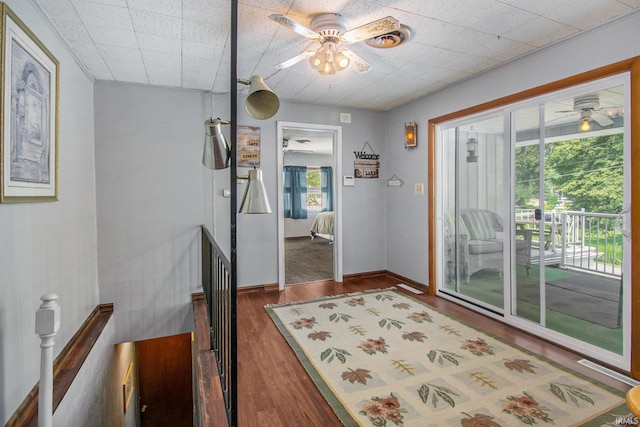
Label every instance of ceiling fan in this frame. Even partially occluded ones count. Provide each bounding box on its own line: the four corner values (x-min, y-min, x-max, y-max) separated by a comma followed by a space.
269, 13, 400, 75
556, 94, 616, 131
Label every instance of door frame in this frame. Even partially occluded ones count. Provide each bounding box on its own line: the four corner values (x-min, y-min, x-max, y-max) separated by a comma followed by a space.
428, 57, 640, 373
276, 121, 343, 290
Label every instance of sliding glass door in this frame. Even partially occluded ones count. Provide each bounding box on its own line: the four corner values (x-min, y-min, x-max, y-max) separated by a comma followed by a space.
437, 74, 631, 369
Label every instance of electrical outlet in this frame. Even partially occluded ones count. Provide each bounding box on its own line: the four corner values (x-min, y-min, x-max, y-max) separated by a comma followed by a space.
415, 183, 424, 195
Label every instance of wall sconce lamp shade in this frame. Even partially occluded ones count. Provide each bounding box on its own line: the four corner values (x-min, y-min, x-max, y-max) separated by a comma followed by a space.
404, 122, 417, 147
239, 75, 280, 120
202, 118, 231, 169
239, 168, 272, 214
466, 136, 478, 163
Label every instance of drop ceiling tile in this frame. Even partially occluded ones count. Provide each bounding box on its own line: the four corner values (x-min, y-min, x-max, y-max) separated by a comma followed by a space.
182, 56, 220, 78
73, 0, 128, 7
130, 9, 181, 38
239, 5, 280, 33
34, 0, 640, 109
147, 66, 182, 87
136, 33, 181, 55
107, 58, 147, 75
503, 16, 575, 47
285, 0, 349, 17
97, 44, 144, 63
86, 25, 138, 48
477, 4, 540, 36
141, 50, 181, 69
409, 0, 493, 28
182, 19, 228, 44
501, 0, 559, 16
72, 1, 133, 30
37, 0, 81, 22
69, 39, 103, 58
183, 40, 220, 59
127, 0, 182, 17
183, 0, 224, 22
407, 17, 465, 48
550, 0, 633, 29
53, 21, 92, 41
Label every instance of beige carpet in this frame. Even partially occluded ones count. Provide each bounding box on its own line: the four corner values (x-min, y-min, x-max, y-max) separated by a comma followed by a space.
266, 288, 630, 426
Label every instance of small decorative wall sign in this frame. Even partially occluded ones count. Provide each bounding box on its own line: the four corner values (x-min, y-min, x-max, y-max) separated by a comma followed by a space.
1, 3, 59, 203
237, 125, 260, 167
354, 141, 380, 179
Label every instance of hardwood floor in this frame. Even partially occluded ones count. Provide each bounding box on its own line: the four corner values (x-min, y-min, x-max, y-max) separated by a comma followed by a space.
237, 274, 631, 426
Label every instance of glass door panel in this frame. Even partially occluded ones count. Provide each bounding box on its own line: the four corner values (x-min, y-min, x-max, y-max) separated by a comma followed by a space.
440, 115, 505, 311
511, 83, 627, 357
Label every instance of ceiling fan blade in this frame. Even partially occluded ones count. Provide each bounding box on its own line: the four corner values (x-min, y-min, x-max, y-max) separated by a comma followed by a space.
341, 16, 400, 43
591, 112, 614, 127
274, 49, 317, 70
342, 48, 372, 73
269, 14, 321, 40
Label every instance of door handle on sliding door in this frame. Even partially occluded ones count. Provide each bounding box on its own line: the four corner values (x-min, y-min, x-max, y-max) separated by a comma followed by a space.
616, 204, 631, 240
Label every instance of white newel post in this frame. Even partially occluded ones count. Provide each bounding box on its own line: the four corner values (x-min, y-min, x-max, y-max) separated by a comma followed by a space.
35, 294, 60, 427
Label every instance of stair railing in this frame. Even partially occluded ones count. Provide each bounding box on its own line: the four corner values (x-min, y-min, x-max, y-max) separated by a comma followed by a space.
201, 225, 236, 425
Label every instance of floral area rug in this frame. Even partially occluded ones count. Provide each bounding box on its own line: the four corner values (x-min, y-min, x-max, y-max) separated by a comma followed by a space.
265, 288, 631, 426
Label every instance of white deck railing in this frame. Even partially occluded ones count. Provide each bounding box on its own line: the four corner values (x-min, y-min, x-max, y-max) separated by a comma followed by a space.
515, 209, 622, 277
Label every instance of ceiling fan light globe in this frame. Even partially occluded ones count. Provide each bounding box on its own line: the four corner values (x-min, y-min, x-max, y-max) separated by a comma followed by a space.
335, 51, 350, 70
581, 119, 591, 132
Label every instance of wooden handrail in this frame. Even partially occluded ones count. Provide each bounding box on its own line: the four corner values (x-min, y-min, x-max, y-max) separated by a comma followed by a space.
6, 304, 114, 427
192, 293, 229, 426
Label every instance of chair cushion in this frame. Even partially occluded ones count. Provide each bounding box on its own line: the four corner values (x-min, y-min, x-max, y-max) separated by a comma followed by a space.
444, 212, 469, 237
462, 211, 497, 240
468, 239, 502, 254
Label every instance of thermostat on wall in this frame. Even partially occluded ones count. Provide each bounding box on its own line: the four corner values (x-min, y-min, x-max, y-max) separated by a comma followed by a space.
343, 175, 355, 186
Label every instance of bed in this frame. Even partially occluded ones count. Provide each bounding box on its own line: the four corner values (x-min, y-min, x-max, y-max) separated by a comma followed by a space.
310, 211, 334, 243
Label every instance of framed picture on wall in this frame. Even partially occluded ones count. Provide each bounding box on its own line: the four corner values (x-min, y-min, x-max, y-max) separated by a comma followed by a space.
122, 362, 134, 413
1, 3, 59, 203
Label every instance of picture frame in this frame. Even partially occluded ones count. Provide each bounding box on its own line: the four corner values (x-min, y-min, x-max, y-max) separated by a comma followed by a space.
122, 362, 134, 413
1, 3, 59, 203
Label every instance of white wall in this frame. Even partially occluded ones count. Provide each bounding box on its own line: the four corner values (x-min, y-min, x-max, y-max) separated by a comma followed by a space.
52, 325, 137, 427
94, 83, 210, 343
234, 100, 388, 285
384, 11, 640, 284
0, 0, 99, 422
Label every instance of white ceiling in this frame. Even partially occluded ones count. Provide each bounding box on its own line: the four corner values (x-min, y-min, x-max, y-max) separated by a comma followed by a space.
34, 0, 640, 111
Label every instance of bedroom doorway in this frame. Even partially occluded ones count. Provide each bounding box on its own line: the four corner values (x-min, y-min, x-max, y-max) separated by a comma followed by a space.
277, 122, 343, 289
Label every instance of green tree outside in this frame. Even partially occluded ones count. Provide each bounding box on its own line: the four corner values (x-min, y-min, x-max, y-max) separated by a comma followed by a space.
515, 133, 623, 214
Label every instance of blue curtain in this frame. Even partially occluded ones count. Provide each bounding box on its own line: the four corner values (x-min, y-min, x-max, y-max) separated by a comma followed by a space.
283, 166, 307, 219
321, 166, 333, 212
